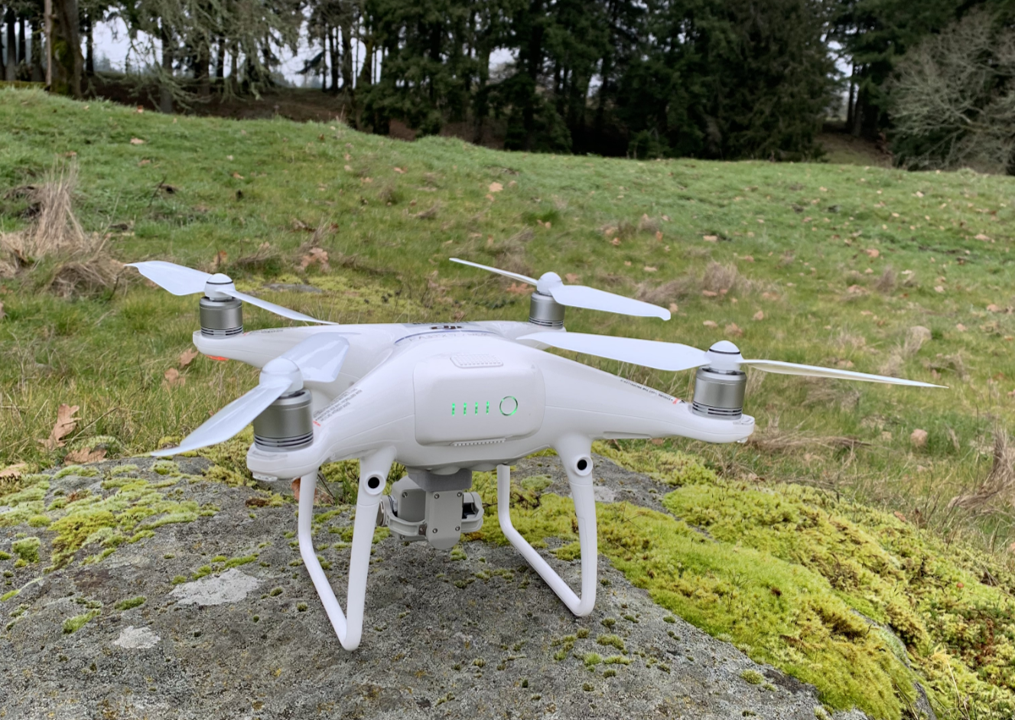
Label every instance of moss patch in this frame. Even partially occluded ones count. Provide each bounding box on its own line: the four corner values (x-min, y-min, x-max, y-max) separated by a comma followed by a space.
11, 537, 40, 565
62, 610, 99, 634
467, 446, 1015, 720
114, 596, 146, 611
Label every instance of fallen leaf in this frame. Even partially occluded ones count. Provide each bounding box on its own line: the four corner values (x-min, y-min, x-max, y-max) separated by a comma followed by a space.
847, 285, 866, 295
655, 231, 663, 241
975, 233, 991, 242
703, 235, 718, 242
213, 250, 228, 269
42, 404, 79, 451
910, 428, 928, 448
138, 159, 151, 167
0, 463, 27, 480
915, 191, 924, 198
741, 255, 754, 262
865, 248, 880, 258
956, 323, 967, 332
163, 368, 185, 388
610, 238, 620, 246
893, 511, 907, 523
393, 167, 405, 174
761, 292, 780, 301
753, 311, 764, 321
64, 447, 107, 464
344, 165, 353, 172
485, 194, 495, 201
725, 323, 743, 337
489, 182, 503, 193
506, 283, 532, 295
129, 137, 145, 145
136, 106, 144, 113
564, 273, 580, 283
668, 303, 678, 313
703, 320, 718, 328
232, 172, 245, 180
300, 247, 330, 271
988, 304, 1001, 313
701, 290, 718, 297
934, 286, 945, 293
644, 266, 657, 273
178, 348, 199, 368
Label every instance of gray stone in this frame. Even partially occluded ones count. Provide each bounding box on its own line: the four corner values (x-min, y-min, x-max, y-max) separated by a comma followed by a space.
0, 456, 868, 720
114, 625, 161, 649
171, 568, 261, 606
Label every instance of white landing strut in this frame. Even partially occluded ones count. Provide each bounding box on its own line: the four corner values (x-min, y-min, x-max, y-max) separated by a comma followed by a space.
497, 463, 598, 616
296, 449, 392, 650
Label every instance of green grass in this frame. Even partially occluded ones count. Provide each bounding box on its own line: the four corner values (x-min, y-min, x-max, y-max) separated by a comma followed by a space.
3, 87, 1015, 716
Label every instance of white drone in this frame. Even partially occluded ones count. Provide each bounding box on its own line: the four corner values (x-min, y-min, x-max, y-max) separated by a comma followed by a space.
129, 258, 941, 650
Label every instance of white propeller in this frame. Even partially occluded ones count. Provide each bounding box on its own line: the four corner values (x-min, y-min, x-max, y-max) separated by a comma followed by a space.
128, 261, 335, 324
450, 258, 670, 320
521, 332, 946, 388
153, 334, 350, 456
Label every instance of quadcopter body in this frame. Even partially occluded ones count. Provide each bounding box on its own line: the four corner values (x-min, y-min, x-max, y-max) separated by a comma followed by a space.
128, 258, 940, 650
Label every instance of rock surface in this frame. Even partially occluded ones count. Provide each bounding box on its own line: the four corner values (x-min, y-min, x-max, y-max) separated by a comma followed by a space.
0, 456, 867, 720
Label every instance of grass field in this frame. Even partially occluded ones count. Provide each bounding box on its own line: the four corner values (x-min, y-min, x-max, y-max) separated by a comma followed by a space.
4, 87, 1015, 718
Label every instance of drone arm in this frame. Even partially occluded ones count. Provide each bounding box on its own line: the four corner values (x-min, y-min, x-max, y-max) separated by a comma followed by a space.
297, 446, 394, 651
497, 435, 597, 617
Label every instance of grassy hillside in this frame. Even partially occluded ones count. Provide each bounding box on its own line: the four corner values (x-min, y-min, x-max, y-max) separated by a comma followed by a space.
3, 88, 1015, 718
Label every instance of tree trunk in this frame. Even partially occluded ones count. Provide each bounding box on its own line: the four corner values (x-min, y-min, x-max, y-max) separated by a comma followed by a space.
329, 26, 339, 95
18, 14, 26, 65
85, 14, 93, 76
340, 11, 353, 97
215, 36, 225, 80
52, 0, 82, 96
30, 16, 43, 81
5, 9, 15, 81
160, 22, 174, 114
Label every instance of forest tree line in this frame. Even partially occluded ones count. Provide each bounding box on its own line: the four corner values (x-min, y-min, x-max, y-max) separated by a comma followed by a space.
2, 0, 1014, 171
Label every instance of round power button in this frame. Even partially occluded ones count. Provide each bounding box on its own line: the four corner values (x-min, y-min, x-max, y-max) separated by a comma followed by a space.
499, 396, 518, 416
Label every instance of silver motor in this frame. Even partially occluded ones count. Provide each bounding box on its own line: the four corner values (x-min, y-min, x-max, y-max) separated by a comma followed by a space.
199, 296, 243, 337
691, 367, 746, 419
253, 391, 314, 451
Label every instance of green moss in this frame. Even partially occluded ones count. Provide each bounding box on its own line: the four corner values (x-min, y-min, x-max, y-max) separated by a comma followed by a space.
597, 634, 626, 652
108, 464, 140, 477
27, 514, 50, 527
223, 554, 257, 569
583, 653, 602, 669
12, 537, 40, 564
520, 475, 553, 493
0, 589, 19, 601
0, 551, 9, 560
741, 669, 765, 685
62, 610, 99, 634
603, 655, 632, 665
151, 460, 180, 476
115, 596, 146, 611
54, 465, 99, 479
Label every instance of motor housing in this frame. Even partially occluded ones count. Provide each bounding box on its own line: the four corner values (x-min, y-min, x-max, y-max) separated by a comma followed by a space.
199, 296, 243, 337
253, 390, 314, 451
691, 367, 746, 419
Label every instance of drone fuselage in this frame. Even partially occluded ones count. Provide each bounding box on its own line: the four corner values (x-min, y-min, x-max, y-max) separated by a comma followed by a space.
191, 323, 755, 480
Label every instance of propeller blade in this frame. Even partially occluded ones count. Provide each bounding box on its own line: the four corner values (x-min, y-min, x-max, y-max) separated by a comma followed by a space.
739, 359, 946, 387
449, 258, 537, 285
521, 332, 707, 372
128, 261, 209, 296
451, 258, 670, 320
280, 333, 350, 383
548, 285, 671, 320
152, 376, 291, 457
224, 288, 336, 325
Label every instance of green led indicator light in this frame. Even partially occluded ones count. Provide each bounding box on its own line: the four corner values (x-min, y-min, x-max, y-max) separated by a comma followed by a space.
451, 403, 455, 416
486, 401, 490, 415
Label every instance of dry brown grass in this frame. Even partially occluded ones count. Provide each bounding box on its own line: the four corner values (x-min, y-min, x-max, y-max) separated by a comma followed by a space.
949, 430, 1015, 512
747, 426, 868, 454
0, 165, 122, 296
